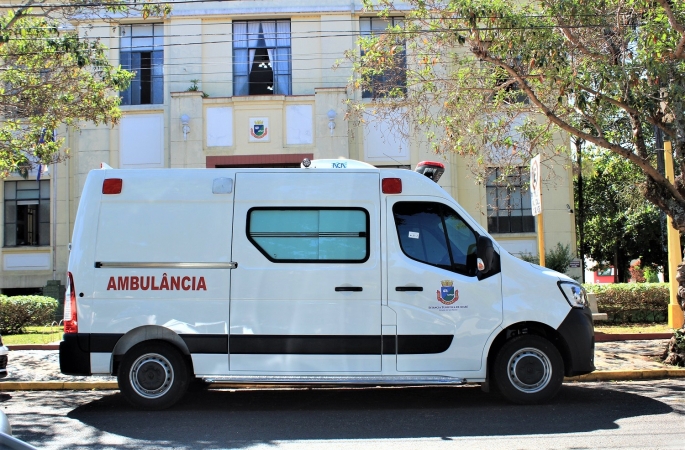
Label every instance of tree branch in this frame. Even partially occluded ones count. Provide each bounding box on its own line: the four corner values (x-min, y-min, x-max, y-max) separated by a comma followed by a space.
656, 0, 685, 59
575, 83, 676, 139
475, 50, 685, 205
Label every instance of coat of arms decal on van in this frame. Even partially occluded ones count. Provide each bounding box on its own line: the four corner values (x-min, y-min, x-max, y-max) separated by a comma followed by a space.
437, 280, 458, 305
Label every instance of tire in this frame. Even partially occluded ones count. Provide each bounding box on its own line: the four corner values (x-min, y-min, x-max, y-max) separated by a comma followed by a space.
492, 335, 564, 404
118, 341, 189, 410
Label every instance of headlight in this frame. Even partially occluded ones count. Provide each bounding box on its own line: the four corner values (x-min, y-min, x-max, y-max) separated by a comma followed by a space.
558, 281, 588, 309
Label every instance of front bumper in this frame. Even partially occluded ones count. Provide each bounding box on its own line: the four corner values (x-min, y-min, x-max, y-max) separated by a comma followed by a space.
557, 307, 596, 376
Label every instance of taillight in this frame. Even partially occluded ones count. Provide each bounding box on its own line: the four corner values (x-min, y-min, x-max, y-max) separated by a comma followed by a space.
63, 272, 78, 334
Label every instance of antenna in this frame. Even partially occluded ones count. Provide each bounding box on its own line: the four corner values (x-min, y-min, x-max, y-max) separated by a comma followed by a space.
383, 153, 409, 168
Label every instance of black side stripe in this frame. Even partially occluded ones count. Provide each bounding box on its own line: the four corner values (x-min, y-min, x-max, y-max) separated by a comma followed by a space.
230, 335, 453, 355
83, 333, 453, 355
182, 335, 228, 354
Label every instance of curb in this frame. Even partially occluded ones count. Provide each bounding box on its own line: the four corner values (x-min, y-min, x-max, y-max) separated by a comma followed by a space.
594, 332, 673, 342
0, 381, 118, 391
565, 369, 685, 382
7, 344, 59, 351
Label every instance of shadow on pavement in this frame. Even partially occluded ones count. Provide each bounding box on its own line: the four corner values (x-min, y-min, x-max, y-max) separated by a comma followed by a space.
62, 383, 674, 447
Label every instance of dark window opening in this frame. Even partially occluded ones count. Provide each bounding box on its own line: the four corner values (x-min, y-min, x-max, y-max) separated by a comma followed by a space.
16, 204, 38, 246
4, 180, 50, 247
249, 47, 274, 95
486, 167, 535, 234
140, 51, 152, 104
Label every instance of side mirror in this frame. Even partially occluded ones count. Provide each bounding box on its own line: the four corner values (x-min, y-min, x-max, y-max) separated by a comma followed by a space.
477, 236, 494, 272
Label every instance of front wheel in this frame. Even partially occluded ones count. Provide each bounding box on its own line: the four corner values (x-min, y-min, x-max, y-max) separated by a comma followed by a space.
493, 335, 564, 404
118, 341, 189, 410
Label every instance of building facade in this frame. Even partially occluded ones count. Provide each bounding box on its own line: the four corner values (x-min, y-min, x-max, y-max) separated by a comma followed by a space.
0, 0, 578, 293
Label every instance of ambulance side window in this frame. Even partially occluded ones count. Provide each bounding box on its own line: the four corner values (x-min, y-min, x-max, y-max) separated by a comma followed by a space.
247, 208, 369, 263
393, 202, 478, 276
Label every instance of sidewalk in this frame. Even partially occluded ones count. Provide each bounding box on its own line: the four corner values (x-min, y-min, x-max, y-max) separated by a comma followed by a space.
0, 338, 684, 390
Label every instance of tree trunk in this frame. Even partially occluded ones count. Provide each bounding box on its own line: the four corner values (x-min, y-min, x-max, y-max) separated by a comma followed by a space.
662, 257, 685, 367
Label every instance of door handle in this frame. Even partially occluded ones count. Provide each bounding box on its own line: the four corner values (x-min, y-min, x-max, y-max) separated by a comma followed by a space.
335, 286, 363, 292
395, 286, 423, 291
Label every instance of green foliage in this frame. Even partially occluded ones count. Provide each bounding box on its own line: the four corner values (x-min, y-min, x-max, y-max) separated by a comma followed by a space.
0, 295, 59, 335
348, 1, 685, 231
643, 266, 660, 283
187, 79, 200, 92
0, 2, 172, 176
546, 243, 574, 274
674, 328, 685, 352
517, 242, 574, 273
577, 150, 666, 282
519, 252, 538, 264
584, 283, 669, 323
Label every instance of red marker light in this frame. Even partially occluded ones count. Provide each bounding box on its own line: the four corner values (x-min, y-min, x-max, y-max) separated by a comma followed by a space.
382, 178, 402, 194
415, 161, 445, 183
102, 178, 122, 194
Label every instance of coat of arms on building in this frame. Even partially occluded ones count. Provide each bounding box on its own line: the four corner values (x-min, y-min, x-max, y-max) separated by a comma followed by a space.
249, 118, 270, 142
437, 280, 459, 305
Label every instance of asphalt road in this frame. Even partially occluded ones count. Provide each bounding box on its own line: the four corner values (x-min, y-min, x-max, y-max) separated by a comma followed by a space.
1, 380, 684, 449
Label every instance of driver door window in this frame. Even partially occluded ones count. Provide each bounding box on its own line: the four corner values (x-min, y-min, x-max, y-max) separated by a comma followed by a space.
393, 202, 477, 276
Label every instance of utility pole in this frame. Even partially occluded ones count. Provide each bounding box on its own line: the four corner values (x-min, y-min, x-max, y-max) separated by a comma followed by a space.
664, 141, 684, 328
575, 138, 585, 283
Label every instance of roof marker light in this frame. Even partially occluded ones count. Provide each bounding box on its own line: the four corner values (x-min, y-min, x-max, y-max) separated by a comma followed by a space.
382, 178, 402, 194
102, 178, 122, 195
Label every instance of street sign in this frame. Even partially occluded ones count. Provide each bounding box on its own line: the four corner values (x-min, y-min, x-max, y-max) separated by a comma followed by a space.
530, 154, 542, 216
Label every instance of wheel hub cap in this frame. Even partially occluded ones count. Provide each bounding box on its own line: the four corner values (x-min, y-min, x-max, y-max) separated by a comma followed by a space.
130, 353, 174, 399
507, 347, 552, 393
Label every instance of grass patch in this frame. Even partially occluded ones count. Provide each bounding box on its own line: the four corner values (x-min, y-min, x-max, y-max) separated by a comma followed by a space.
2, 325, 62, 345
594, 323, 675, 334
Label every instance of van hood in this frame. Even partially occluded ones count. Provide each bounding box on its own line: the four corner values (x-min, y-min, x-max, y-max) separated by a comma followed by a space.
497, 248, 576, 329
526, 261, 575, 282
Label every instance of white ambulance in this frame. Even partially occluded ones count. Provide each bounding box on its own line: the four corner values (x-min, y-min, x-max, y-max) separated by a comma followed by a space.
60, 159, 594, 410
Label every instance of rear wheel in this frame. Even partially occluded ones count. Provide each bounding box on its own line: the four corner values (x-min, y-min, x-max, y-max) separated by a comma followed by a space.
118, 341, 189, 410
493, 335, 564, 404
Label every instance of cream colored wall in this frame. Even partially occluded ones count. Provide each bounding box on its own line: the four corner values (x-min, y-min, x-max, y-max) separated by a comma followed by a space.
202, 19, 233, 97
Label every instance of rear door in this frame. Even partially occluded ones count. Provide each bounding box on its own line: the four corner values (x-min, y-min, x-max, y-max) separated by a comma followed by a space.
229, 171, 382, 372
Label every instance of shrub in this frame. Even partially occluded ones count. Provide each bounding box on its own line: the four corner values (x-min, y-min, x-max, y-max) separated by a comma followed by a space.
545, 243, 574, 274
643, 266, 660, 283
584, 283, 669, 323
0, 295, 59, 334
517, 243, 574, 274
